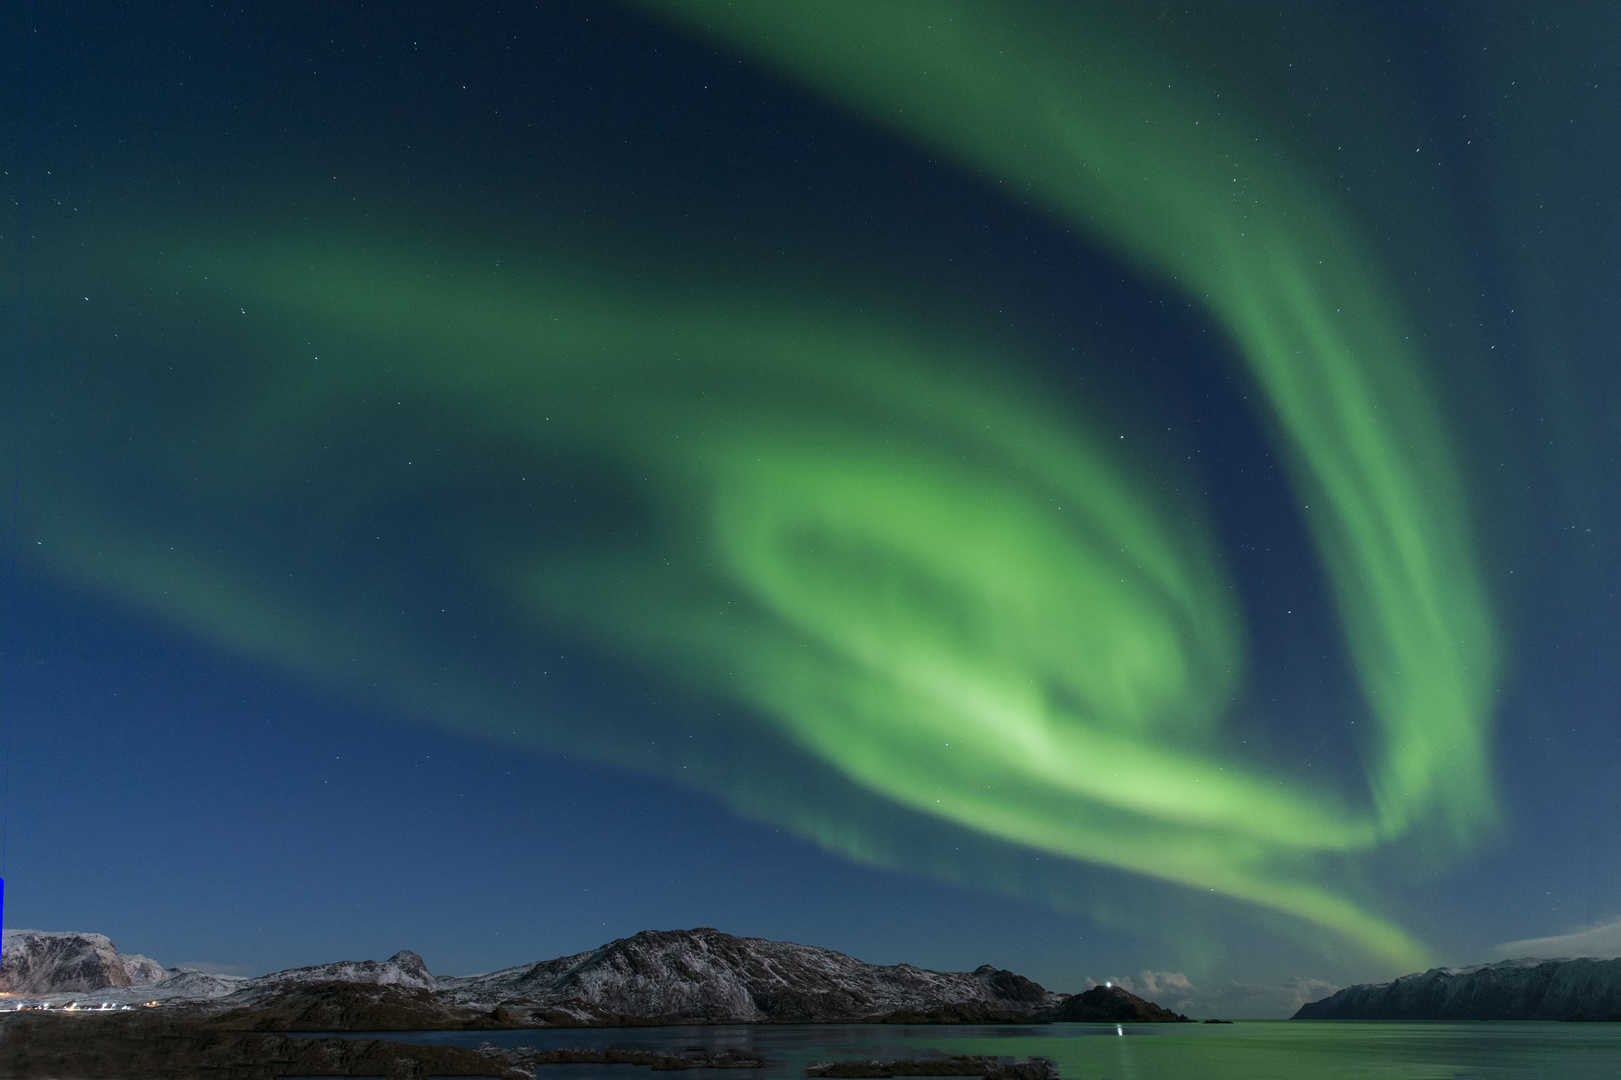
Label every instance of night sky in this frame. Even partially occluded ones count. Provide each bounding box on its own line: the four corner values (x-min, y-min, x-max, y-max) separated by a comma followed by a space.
3, 2, 1620, 1019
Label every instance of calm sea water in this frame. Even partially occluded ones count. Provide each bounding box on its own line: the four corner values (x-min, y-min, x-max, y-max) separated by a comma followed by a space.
330, 1021, 1621, 1080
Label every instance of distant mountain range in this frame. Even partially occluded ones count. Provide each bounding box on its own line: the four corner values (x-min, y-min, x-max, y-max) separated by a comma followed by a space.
14, 927, 1620, 1025
1293, 957, 1621, 1021
2, 926, 1130, 1026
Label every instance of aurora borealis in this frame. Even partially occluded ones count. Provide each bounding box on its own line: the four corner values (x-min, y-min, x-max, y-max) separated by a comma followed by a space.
639, 0, 1501, 957
6, 1, 1621, 1004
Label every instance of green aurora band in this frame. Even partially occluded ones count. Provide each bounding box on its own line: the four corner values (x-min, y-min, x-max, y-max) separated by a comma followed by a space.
638, 0, 1501, 938
19, 2, 1501, 970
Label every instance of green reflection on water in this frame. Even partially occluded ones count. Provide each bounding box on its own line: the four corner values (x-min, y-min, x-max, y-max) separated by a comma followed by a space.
940, 1022, 1621, 1080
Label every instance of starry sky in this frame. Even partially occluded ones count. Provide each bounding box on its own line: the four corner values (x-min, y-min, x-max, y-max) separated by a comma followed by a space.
3, 1, 1619, 1018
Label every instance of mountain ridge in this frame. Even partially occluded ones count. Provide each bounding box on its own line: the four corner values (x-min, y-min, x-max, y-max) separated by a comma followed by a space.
1, 926, 1075, 1025
1293, 957, 1621, 1020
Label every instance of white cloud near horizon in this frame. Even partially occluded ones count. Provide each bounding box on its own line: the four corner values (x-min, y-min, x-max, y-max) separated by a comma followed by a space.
1100, 970, 1193, 999
1087, 971, 1339, 1020
1490, 917, 1621, 960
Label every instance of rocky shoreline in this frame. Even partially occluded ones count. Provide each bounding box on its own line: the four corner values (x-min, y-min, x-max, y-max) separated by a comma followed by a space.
0, 1010, 1071, 1080
0, 1011, 531, 1080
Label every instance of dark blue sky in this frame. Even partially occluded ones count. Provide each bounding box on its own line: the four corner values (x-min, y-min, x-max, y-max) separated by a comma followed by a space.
3, 1, 1619, 1012
7, 571, 1128, 982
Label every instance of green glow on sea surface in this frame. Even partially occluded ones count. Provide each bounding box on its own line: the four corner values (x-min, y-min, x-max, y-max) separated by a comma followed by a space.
933, 1023, 1621, 1080
16, 1, 1509, 972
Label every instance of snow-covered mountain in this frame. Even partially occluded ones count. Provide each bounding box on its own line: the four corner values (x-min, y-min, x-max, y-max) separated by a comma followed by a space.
437, 927, 1062, 1023
1293, 957, 1621, 1020
1, 927, 1063, 1024
0, 930, 169, 995
0, 930, 243, 1001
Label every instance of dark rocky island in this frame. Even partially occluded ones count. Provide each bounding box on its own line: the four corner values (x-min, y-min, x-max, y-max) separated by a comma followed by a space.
1293, 957, 1621, 1020
1046, 984, 1192, 1023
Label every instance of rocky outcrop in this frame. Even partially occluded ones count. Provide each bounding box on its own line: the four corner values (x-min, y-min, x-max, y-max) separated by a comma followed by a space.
213, 981, 460, 1031
1, 930, 242, 999
1293, 957, 1621, 1020
0, 1011, 530, 1080
1047, 984, 1192, 1023
119, 952, 170, 986
0, 1010, 789, 1080
0, 931, 149, 995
